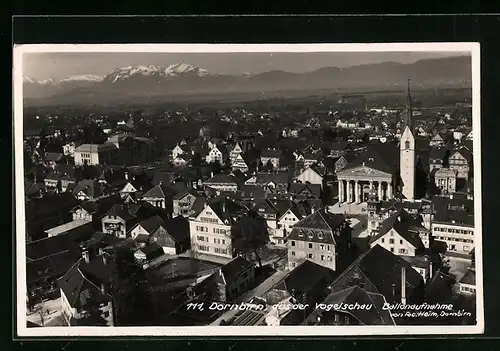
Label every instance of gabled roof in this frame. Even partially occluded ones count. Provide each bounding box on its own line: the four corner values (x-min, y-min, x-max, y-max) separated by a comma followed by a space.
141, 182, 176, 199
330, 245, 424, 303
204, 197, 249, 225
315, 286, 395, 325
280, 260, 338, 296
72, 179, 103, 198
293, 210, 346, 231
221, 256, 254, 283
255, 172, 290, 185
58, 255, 115, 311
163, 215, 190, 242
133, 215, 165, 234
369, 210, 425, 250
289, 183, 322, 199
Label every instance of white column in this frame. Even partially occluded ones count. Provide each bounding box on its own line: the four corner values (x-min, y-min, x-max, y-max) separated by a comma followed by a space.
347, 181, 352, 203
338, 180, 343, 203
370, 180, 374, 191
378, 181, 383, 201
355, 181, 360, 204
387, 182, 393, 199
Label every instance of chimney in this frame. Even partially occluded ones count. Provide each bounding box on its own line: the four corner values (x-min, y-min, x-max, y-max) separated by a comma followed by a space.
222, 200, 226, 213
125, 172, 129, 180
449, 194, 453, 199
210, 172, 214, 178
324, 207, 328, 214
311, 207, 315, 214
82, 250, 90, 264
401, 266, 407, 305
100, 283, 106, 295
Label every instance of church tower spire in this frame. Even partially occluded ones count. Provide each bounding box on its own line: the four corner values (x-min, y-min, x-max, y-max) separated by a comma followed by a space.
404, 78, 413, 130
400, 78, 416, 201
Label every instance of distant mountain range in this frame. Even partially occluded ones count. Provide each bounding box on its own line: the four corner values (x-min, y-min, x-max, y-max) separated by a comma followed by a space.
22, 56, 472, 105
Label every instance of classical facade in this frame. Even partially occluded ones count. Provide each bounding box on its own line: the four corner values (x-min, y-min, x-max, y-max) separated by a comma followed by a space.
337, 163, 394, 204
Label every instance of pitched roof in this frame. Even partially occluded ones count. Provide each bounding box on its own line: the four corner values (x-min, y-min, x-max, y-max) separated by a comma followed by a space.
432, 195, 474, 226
330, 245, 424, 303
135, 215, 165, 234
163, 215, 190, 242
221, 256, 254, 283
141, 182, 176, 199
316, 286, 395, 325
72, 179, 104, 198
281, 260, 338, 296
45, 152, 63, 162
58, 255, 115, 311
289, 183, 322, 199
255, 172, 290, 185
206, 197, 249, 225
205, 173, 238, 185
294, 210, 346, 231
369, 210, 424, 250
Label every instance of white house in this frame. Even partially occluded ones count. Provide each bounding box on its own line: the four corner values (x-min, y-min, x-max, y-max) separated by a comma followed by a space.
294, 167, 324, 189
189, 198, 248, 259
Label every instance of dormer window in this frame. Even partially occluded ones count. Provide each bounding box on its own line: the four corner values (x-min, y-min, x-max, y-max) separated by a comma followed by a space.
405, 140, 410, 149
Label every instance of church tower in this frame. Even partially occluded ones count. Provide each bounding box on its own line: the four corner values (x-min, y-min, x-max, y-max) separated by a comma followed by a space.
400, 78, 416, 200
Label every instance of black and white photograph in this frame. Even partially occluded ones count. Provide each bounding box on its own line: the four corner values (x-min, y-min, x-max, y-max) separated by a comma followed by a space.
14, 43, 483, 336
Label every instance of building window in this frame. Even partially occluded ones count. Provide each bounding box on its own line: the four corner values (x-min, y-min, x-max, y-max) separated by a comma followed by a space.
389, 239, 394, 244
390, 248, 394, 252
308, 253, 314, 259
405, 141, 410, 149
291, 251, 295, 256
308, 243, 313, 249
381, 238, 385, 243
321, 255, 325, 261
320, 244, 325, 250
400, 239, 403, 244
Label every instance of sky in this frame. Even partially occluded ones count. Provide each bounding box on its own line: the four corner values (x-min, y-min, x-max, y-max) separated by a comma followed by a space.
23, 51, 469, 81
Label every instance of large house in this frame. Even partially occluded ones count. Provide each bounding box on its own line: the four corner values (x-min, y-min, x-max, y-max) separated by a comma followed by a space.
101, 203, 167, 239
294, 166, 324, 189
172, 188, 204, 217
448, 149, 472, 180
74, 143, 119, 166
431, 194, 475, 256
189, 197, 249, 259
58, 250, 115, 326
204, 173, 238, 193
286, 209, 351, 271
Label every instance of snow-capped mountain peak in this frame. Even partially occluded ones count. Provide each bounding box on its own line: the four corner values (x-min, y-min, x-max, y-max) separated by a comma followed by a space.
60, 74, 104, 83
23, 77, 55, 85
164, 63, 210, 77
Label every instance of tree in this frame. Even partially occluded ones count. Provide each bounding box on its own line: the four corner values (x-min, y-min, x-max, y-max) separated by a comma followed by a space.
110, 245, 154, 326
231, 212, 270, 267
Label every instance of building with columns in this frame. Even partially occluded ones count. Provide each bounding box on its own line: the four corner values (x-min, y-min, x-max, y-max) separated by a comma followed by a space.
336, 145, 398, 204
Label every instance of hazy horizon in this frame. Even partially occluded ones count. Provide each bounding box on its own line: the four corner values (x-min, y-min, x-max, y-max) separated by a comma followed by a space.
23, 51, 469, 81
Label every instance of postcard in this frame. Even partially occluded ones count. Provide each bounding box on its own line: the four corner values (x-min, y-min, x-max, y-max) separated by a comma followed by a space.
14, 43, 483, 336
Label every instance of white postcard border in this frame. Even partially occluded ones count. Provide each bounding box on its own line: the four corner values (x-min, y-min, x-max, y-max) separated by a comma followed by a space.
14, 42, 483, 337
